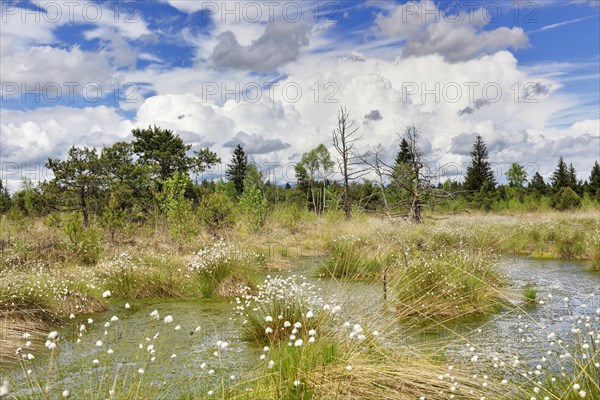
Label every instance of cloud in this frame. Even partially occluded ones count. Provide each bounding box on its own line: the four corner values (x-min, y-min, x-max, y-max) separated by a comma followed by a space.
211, 20, 310, 71
0, 1, 151, 100
533, 14, 600, 33
223, 132, 291, 154
1, 105, 129, 167
374, 0, 529, 62
0, 45, 115, 92
364, 110, 383, 121
458, 98, 491, 116
2, 1, 597, 190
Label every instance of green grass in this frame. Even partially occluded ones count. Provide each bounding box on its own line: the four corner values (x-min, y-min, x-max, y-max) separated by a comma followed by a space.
522, 284, 538, 303
319, 235, 381, 279
392, 249, 506, 320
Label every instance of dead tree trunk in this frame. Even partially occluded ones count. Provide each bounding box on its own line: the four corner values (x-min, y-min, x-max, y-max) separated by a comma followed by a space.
332, 107, 363, 221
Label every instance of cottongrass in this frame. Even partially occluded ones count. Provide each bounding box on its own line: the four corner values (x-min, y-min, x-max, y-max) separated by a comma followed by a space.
4, 284, 598, 400
235, 275, 340, 344
188, 241, 264, 297
392, 248, 506, 320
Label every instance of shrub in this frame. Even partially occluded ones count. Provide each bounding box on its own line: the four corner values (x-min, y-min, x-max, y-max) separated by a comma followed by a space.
64, 215, 101, 265
199, 191, 236, 235
158, 172, 196, 245
239, 184, 268, 232
551, 187, 581, 210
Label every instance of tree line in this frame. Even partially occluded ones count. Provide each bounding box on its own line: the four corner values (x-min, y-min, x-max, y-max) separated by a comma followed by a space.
1, 107, 599, 234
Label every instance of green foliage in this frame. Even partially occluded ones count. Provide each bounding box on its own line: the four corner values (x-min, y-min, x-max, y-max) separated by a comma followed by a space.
200, 191, 236, 235
46, 146, 104, 226
522, 284, 537, 303
63, 214, 101, 265
295, 144, 335, 213
395, 138, 412, 165
270, 203, 304, 231
226, 144, 248, 195
551, 156, 571, 193
588, 161, 600, 198
132, 125, 219, 181
551, 187, 581, 210
505, 163, 527, 187
464, 135, 496, 192
101, 141, 154, 209
102, 194, 126, 240
239, 165, 268, 231
158, 172, 196, 243
0, 179, 11, 213
44, 212, 63, 229
528, 172, 548, 196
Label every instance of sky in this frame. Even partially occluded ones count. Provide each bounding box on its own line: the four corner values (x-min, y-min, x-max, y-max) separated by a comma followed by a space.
1, 0, 599, 190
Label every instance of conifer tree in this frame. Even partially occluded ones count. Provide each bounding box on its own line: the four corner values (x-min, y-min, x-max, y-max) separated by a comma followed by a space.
464, 135, 496, 192
551, 156, 570, 191
226, 144, 248, 195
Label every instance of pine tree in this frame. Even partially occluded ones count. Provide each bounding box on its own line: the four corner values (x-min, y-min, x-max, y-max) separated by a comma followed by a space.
132, 125, 191, 181
551, 156, 569, 191
464, 135, 496, 192
226, 144, 248, 195
45, 146, 104, 227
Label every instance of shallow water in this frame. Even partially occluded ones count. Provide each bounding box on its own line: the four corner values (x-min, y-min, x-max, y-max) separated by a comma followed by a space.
2, 257, 598, 397
417, 257, 600, 364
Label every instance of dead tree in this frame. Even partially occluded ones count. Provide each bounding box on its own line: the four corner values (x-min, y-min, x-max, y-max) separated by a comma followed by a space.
359, 145, 393, 221
365, 125, 463, 224
332, 107, 365, 221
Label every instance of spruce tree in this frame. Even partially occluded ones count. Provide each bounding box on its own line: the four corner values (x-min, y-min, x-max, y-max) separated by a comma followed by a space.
464, 135, 496, 192
528, 172, 547, 195
567, 163, 579, 193
589, 161, 600, 196
395, 138, 412, 165
551, 156, 569, 191
226, 144, 248, 195
0, 179, 11, 213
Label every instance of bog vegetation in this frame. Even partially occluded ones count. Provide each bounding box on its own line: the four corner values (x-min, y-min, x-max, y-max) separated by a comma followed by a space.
0, 111, 599, 399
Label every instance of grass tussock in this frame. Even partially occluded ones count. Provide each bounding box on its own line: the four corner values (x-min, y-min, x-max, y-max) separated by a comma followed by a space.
392, 249, 506, 320
237, 275, 337, 345
1, 210, 598, 399
320, 234, 381, 279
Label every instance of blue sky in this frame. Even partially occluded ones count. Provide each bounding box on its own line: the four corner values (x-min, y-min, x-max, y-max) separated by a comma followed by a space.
1, 0, 599, 189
